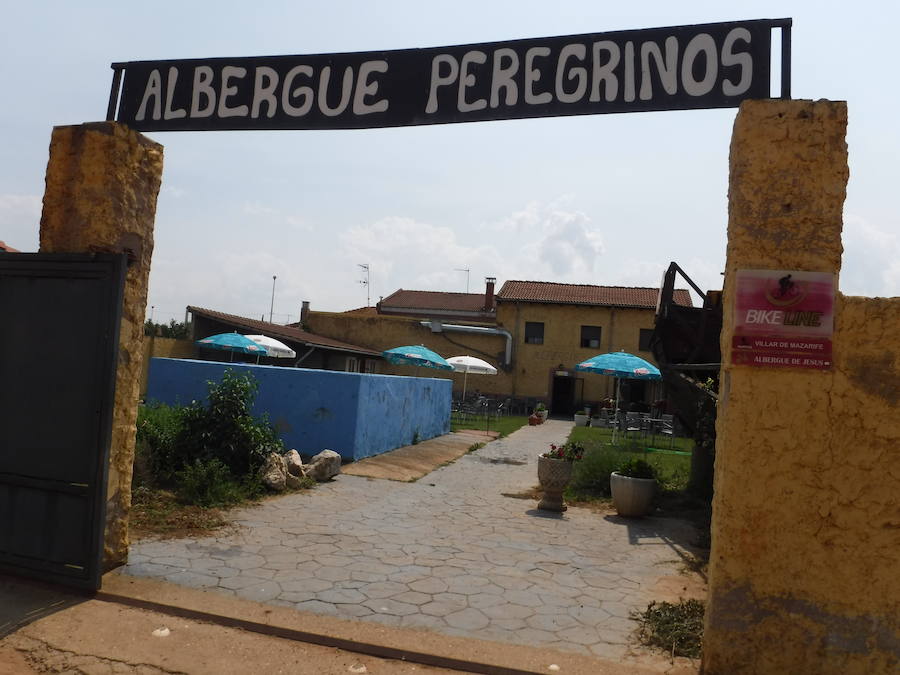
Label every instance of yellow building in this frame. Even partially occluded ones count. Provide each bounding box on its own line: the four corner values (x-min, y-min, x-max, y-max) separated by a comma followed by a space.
305, 279, 692, 414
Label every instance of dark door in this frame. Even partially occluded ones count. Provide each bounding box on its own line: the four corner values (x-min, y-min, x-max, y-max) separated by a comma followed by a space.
0, 253, 124, 590
551, 375, 576, 416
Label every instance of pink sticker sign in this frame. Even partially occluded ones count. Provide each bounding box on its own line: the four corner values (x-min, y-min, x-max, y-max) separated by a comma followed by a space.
732, 269, 835, 370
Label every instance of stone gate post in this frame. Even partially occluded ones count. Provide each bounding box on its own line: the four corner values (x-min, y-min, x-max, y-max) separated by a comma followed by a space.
704, 100, 900, 673
39, 122, 163, 570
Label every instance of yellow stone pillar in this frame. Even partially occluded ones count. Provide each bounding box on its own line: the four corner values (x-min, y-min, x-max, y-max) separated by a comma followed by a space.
40, 122, 163, 570
704, 100, 900, 673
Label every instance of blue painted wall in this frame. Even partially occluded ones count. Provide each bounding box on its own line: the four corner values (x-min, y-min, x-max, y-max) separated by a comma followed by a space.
146, 358, 451, 461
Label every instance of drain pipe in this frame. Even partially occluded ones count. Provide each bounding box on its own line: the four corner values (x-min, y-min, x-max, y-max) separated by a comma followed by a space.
420, 321, 513, 368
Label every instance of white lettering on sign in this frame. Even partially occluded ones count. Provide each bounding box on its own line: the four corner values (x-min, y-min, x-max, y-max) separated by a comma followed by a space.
421, 32, 754, 115
745, 309, 784, 325
490, 48, 519, 108
137, 61, 391, 121
121, 21, 766, 130
191, 66, 216, 117
721, 27, 753, 95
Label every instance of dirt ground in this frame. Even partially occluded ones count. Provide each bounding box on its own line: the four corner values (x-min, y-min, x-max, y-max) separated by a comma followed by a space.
0, 573, 699, 675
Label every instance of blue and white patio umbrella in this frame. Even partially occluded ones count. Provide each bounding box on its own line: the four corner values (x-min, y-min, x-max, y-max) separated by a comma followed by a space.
196, 332, 269, 360
575, 351, 662, 441
382, 345, 454, 372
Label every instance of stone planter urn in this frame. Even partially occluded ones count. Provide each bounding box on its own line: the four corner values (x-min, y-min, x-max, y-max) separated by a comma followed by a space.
609, 471, 656, 517
537, 455, 574, 512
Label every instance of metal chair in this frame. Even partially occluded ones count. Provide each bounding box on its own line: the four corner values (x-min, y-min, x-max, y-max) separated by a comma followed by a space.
659, 413, 675, 448
624, 412, 642, 437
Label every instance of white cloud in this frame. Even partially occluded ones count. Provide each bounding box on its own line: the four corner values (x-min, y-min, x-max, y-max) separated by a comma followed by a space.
338, 201, 606, 302
0, 194, 41, 250
841, 214, 900, 297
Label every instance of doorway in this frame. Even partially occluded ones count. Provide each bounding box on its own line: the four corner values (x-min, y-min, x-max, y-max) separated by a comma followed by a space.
550, 371, 582, 416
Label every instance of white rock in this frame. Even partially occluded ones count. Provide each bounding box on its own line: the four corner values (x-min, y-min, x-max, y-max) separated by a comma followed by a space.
307, 449, 342, 482
284, 449, 306, 477
152, 627, 170, 637
285, 472, 306, 490
260, 452, 287, 491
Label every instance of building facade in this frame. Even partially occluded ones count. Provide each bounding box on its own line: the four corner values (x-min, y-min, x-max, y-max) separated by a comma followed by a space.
304, 279, 693, 414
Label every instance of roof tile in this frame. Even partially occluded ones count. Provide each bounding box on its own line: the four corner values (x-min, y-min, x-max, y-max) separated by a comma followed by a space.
496, 281, 693, 308
379, 289, 492, 313
188, 306, 381, 356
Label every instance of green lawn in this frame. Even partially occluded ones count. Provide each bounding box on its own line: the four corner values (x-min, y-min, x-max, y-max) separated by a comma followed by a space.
451, 414, 529, 438
565, 425, 692, 501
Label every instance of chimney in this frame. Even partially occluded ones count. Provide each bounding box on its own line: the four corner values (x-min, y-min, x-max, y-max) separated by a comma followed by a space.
484, 277, 496, 312
300, 301, 310, 324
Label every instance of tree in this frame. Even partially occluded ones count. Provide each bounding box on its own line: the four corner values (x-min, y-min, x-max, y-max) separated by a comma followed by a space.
144, 319, 191, 339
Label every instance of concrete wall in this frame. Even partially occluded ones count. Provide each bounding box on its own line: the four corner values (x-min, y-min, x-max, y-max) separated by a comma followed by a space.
140, 337, 195, 397
39, 122, 163, 570
146, 358, 451, 461
703, 99, 900, 673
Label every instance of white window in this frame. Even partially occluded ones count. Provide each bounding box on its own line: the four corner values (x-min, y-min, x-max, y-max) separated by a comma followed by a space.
346, 356, 360, 372
364, 359, 377, 373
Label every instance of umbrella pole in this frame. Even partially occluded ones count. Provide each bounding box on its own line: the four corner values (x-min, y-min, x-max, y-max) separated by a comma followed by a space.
462, 369, 468, 401
612, 378, 621, 444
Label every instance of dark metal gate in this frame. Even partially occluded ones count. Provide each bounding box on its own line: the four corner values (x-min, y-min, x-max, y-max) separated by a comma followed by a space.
0, 253, 125, 590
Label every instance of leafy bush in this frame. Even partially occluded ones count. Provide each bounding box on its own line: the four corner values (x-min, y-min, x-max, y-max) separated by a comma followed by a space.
617, 458, 658, 480
136, 369, 284, 492
175, 458, 244, 507
176, 369, 284, 477
566, 445, 622, 498
135, 402, 185, 485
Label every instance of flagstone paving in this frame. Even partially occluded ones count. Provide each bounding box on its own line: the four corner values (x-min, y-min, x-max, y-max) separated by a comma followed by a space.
124, 420, 701, 661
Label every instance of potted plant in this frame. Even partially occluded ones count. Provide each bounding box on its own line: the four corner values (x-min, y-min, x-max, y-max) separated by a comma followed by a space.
573, 409, 589, 426
610, 458, 657, 517
537, 441, 585, 512
535, 402, 548, 422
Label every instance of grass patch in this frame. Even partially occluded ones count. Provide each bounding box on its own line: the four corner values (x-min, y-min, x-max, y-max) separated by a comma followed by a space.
565, 426, 690, 502
633, 599, 705, 659
467, 442, 486, 453
451, 414, 529, 438
130, 486, 233, 539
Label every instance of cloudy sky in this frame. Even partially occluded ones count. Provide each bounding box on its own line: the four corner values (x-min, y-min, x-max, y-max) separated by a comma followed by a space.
2, 1, 898, 324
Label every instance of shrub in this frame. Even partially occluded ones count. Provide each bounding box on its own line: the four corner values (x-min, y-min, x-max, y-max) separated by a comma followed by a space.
135, 402, 185, 485
175, 458, 245, 507
566, 445, 622, 498
617, 458, 658, 480
176, 369, 284, 477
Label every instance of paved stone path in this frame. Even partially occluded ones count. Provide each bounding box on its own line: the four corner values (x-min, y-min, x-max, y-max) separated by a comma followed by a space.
124, 420, 699, 661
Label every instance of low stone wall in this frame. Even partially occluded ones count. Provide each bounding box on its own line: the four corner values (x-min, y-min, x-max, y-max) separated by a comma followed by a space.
146, 358, 451, 460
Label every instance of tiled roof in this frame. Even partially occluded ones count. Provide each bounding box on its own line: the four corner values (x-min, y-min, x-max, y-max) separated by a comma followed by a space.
343, 306, 378, 316
188, 306, 382, 356
0, 240, 20, 252
379, 289, 493, 313
496, 281, 693, 309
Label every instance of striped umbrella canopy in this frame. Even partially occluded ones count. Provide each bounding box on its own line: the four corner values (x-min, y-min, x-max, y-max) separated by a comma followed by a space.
245, 334, 296, 359
195, 332, 269, 358
575, 351, 661, 442
447, 355, 498, 400
382, 345, 453, 371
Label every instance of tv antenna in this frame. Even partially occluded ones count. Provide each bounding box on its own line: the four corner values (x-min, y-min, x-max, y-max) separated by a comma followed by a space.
358, 264, 370, 306
454, 267, 470, 293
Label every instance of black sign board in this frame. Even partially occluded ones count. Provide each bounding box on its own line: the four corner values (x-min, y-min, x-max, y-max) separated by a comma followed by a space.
110, 19, 790, 132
